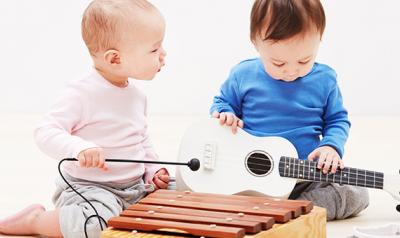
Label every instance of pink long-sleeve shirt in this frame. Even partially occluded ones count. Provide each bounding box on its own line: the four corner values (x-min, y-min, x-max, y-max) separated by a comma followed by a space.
34, 69, 162, 183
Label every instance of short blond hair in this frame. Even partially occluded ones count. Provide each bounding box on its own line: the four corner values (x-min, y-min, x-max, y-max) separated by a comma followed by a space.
81, 0, 155, 54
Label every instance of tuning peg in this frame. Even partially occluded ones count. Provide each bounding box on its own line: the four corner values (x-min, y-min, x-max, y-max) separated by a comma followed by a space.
396, 204, 400, 212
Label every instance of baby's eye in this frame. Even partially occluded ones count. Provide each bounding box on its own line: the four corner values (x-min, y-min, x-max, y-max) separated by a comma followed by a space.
299, 60, 310, 65
272, 62, 285, 67
151, 48, 159, 53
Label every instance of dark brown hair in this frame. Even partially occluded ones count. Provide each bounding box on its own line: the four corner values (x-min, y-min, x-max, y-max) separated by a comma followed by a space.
250, 0, 325, 42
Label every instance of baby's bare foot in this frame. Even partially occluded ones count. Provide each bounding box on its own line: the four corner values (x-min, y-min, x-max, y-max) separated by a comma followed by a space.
0, 204, 45, 235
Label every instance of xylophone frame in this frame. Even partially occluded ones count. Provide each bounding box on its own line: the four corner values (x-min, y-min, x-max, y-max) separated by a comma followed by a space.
101, 190, 326, 238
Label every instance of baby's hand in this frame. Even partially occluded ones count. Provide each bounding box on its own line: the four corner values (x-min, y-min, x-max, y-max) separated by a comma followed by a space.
151, 168, 169, 190
307, 146, 344, 174
212, 111, 244, 134
77, 147, 107, 171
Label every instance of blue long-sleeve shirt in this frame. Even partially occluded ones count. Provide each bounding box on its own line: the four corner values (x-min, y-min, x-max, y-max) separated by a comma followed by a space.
210, 58, 350, 160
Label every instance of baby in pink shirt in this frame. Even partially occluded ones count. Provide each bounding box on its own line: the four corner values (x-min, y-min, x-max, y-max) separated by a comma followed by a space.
0, 0, 169, 237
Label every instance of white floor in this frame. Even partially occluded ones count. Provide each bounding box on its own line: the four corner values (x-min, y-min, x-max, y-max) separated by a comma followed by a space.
0, 114, 399, 238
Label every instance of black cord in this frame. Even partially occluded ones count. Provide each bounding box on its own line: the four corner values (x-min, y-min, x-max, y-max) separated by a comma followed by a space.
58, 159, 107, 238
84, 215, 107, 238
57, 157, 199, 238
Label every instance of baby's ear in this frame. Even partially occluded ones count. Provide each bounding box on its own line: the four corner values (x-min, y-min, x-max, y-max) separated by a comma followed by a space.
103, 49, 121, 65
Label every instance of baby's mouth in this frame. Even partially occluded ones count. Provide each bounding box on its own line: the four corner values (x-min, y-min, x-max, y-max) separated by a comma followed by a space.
158, 64, 165, 72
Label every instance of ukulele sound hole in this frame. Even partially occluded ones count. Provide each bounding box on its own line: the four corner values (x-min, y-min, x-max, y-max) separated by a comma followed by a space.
245, 151, 273, 177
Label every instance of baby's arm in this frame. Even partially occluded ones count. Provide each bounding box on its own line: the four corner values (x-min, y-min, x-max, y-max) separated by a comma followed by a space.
141, 131, 170, 189
141, 98, 169, 188
34, 88, 98, 161
319, 85, 350, 158
210, 70, 244, 133
308, 84, 350, 174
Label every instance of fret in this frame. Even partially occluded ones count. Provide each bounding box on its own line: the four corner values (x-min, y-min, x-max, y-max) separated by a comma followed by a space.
325, 169, 329, 182
375, 172, 384, 189
346, 168, 351, 185
338, 168, 349, 186
319, 164, 322, 182
354, 168, 359, 187
347, 167, 354, 186
365, 170, 376, 188
327, 172, 334, 183
333, 172, 340, 184
283, 157, 287, 177
373, 171, 375, 188
292, 158, 295, 178
356, 168, 366, 187
364, 170, 367, 187
298, 160, 304, 179
313, 161, 316, 181
304, 160, 307, 179
356, 169, 358, 186
281, 157, 286, 176
286, 156, 290, 177
297, 158, 300, 178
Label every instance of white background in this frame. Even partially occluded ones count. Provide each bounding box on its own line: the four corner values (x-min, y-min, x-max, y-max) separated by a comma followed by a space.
0, 0, 399, 116
0, 2, 400, 237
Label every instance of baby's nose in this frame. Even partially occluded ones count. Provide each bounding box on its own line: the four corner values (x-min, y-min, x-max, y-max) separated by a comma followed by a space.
160, 47, 167, 57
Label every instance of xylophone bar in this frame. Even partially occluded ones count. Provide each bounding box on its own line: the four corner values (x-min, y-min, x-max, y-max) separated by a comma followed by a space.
108, 216, 246, 238
121, 210, 262, 233
146, 191, 302, 218
138, 197, 291, 222
157, 189, 313, 214
127, 203, 274, 230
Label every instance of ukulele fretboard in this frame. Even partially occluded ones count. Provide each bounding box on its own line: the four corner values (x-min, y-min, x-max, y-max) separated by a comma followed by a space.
278, 156, 384, 189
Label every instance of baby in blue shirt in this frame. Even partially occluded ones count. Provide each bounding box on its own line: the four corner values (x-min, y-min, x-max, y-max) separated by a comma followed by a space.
211, 0, 369, 220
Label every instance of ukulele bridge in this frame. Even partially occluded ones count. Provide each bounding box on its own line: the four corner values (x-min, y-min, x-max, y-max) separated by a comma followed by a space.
203, 142, 217, 170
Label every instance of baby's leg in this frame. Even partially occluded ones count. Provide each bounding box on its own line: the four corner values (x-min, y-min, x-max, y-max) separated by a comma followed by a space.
54, 183, 125, 238
58, 200, 117, 238
51, 174, 149, 237
289, 182, 369, 220
0, 204, 62, 237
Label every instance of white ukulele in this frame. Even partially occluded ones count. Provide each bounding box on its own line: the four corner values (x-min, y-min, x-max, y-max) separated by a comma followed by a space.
176, 119, 400, 205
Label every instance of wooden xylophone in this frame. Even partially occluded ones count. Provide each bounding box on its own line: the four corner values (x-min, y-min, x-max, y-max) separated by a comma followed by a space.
102, 190, 326, 238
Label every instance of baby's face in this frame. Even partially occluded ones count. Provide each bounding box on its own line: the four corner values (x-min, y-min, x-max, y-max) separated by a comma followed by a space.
118, 11, 166, 80
254, 31, 321, 82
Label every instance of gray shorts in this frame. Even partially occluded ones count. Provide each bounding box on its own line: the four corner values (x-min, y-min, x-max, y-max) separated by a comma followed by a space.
52, 173, 154, 238
289, 181, 369, 220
